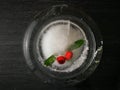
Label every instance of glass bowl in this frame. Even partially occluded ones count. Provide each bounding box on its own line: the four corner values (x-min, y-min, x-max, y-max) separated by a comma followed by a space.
23, 4, 103, 86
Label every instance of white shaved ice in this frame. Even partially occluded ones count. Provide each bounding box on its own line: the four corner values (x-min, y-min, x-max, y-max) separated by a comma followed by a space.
38, 20, 89, 72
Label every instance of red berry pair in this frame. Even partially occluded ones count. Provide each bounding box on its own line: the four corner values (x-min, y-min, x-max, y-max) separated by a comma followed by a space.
56, 51, 73, 64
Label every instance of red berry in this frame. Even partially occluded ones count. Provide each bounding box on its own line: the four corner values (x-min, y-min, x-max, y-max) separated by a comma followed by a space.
65, 51, 73, 60
57, 56, 66, 64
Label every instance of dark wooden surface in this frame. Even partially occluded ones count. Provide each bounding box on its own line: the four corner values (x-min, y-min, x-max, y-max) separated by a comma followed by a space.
0, 0, 120, 89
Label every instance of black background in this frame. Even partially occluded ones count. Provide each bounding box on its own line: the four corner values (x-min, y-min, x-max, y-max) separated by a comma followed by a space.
0, 0, 120, 90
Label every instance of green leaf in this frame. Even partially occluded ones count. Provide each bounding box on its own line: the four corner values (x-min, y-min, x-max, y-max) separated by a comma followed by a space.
68, 39, 84, 51
44, 55, 56, 66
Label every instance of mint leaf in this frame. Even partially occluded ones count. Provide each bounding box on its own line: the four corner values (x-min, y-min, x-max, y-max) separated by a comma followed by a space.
68, 39, 84, 51
44, 55, 56, 66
